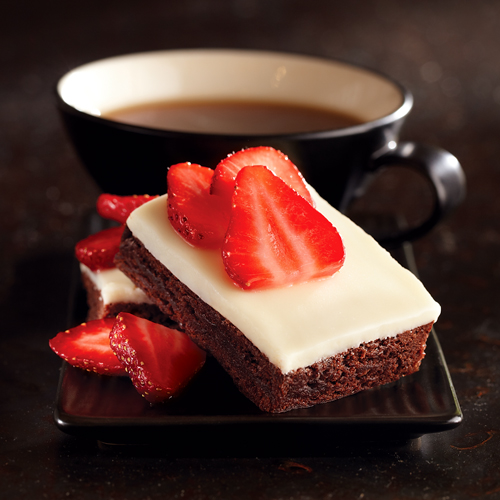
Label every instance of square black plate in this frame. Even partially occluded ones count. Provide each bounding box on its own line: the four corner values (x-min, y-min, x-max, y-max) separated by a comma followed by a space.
54, 241, 462, 455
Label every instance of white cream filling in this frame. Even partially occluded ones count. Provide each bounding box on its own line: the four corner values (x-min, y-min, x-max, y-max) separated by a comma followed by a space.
80, 264, 154, 305
126, 189, 440, 373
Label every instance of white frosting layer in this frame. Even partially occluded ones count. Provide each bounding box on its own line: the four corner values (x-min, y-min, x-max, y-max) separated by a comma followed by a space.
126, 191, 440, 373
80, 264, 154, 305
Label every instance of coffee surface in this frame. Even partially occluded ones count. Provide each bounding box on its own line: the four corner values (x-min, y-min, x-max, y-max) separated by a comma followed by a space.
104, 100, 363, 135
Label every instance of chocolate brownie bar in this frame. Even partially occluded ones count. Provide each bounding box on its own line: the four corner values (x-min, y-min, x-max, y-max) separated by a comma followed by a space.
116, 228, 433, 413
80, 263, 172, 324
114, 190, 440, 413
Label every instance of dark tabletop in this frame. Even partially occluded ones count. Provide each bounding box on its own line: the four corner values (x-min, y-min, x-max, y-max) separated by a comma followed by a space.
1, 0, 499, 498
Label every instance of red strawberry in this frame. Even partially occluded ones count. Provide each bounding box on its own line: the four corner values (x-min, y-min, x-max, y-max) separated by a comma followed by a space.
210, 146, 314, 207
110, 313, 206, 403
74, 226, 124, 271
96, 194, 158, 224
222, 165, 345, 290
167, 162, 231, 249
49, 318, 126, 376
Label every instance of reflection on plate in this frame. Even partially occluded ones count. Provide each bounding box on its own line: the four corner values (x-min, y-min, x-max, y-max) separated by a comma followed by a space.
54, 239, 462, 455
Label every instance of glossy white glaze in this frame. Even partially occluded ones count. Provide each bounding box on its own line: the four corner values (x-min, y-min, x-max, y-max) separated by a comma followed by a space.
80, 264, 154, 306
126, 188, 440, 373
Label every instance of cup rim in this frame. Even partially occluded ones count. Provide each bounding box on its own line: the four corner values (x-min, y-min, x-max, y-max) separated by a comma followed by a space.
56, 48, 413, 140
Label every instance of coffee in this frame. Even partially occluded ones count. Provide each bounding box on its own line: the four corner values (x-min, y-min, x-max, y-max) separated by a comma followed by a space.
104, 100, 363, 135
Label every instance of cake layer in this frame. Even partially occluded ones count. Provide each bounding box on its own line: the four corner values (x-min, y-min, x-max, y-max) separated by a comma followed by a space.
121, 189, 440, 374
80, 263, 172, 323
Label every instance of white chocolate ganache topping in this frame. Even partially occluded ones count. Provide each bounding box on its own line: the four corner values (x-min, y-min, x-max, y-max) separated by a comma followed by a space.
80, 264, 154, 305
126, 188, 440, 373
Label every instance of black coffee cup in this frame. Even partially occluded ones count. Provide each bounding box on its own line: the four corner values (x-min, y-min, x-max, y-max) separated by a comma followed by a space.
56, 49, 465, 246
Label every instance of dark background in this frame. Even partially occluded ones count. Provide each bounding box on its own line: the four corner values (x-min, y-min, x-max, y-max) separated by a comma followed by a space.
1, 1, 499, 498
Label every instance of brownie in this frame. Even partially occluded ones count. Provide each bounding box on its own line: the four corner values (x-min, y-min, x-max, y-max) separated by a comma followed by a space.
115, 226, 432, 413
80, 268, 175, 324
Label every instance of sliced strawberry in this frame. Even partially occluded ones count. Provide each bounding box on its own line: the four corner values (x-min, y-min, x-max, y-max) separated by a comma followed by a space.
96, 194, 158, 225
74, 226, 124, 271
167, 162, 231, 249
110, 313, 206, 403
210, 146, 314, 207
49, 318, 126, 376
222, 166, 345, 290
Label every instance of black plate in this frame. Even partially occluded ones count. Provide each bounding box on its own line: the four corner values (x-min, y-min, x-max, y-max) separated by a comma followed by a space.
54, 240, 462, 455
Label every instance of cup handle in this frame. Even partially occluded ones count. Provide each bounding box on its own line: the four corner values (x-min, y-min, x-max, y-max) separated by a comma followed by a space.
370, 141, 466, 247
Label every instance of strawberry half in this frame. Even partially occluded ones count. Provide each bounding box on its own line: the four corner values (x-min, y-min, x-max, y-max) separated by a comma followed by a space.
222, 165, 345, 290
167, 162, 231, 249
210, 146, 314, 207
74, 225, 124, 272
49, 318, 126, 375
96, 194, 158, 225
110, 313, 206, 403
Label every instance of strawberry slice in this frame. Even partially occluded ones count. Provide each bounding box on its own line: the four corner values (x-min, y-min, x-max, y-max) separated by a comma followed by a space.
167, 162, 231, 249
110, 313, 206, 403
49, 318, 126, 375
210, 146, 314, 207
96, 194, 158, 224
222, 165, 345, 290
74, 226, 124, 271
